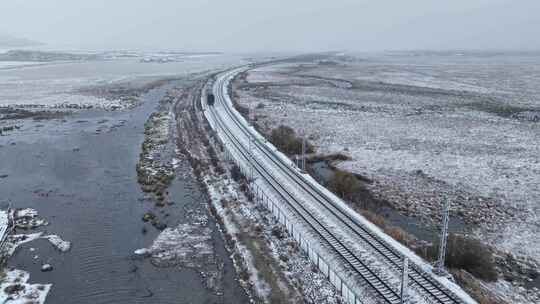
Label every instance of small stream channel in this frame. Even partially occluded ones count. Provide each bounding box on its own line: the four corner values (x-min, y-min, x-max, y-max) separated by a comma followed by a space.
308, 161, 469, 243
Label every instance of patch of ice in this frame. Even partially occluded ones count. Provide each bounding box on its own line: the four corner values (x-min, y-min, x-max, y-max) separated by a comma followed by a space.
148, 223, 213, 267
0, 269, 51, 304
40, 264, 53, 272
42, 235, 71, 252
2, 233, 43, 256
15, 208, 38, 218
171, 157, 181, 169
134, 248, 150, 256
14, 208, 48, 229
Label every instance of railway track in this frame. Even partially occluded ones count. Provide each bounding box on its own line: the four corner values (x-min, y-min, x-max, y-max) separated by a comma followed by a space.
205, 68, 472, 304
208, 87, 401, 304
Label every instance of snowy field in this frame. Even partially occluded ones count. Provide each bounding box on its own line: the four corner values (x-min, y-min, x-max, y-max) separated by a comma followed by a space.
234, 53, 540, 296
0, 52, 244, 110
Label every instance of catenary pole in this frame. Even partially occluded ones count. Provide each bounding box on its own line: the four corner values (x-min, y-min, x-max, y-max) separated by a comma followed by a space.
435, 199, 450, 275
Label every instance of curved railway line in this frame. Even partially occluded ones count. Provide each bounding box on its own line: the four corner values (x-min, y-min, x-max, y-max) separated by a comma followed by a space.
204, 67, 472, 304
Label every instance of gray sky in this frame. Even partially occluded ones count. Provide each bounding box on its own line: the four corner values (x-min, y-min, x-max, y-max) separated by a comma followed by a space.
1, 0, 539, 52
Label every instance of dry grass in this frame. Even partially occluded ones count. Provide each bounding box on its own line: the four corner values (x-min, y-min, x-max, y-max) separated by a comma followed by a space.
383, 226, 413, 246
451, 269, 508, 304
360, 209, 386, 228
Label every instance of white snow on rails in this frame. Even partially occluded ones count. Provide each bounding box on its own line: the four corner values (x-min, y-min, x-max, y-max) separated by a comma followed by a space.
202, 67, 477, 304
0, 209, 10, 251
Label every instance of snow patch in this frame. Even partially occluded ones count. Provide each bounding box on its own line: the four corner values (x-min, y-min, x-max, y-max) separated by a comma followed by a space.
148, 223, 213, 267
0, 269, 51, 304
42, 235, 71, 252
2, 233, 43, 257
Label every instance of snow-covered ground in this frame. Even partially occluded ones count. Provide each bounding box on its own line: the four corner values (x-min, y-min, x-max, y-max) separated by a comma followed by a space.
0, 208, 71, 304
0, 269, 51, 304
0, 52, 244, 110
0, 209, 8, 247
207, 69, 479, 304
233, 53, 540, 303
0, 61, 46, 69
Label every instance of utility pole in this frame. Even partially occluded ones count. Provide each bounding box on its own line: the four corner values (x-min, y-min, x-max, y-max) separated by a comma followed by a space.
400, 258, 409, 304
435, 199, 450, 275
301, 132, 306, 172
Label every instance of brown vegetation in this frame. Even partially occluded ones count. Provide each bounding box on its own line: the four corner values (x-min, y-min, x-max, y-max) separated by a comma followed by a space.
411, 234, 498, 282
451, 269, 508, 304
270, 125, 315, 156
328, 169, 363, 201
327, 168, 498, 283
445, 234, 498, 281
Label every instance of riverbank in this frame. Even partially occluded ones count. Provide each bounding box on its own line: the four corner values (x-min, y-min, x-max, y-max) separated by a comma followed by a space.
132, 77, 250, 302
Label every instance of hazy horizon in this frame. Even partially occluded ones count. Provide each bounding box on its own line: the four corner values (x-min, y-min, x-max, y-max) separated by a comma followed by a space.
1, 0, 539, 52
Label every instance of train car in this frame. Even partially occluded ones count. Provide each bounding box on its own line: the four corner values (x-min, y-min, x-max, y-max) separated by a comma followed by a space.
207, 93, 215, 106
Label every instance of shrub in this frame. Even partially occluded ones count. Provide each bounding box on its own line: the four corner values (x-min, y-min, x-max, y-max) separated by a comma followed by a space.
329, 170, 362, 201
239, 182, 248, 193
445, 234, 498, 281
230, 165, 243, 182
451, 269, 507, 304
417, 234, 498, 282
270, 125, 315, 155
271, 226, 285, 239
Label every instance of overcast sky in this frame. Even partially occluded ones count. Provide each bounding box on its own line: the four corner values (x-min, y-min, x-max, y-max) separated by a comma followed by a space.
1, 0, 539, 52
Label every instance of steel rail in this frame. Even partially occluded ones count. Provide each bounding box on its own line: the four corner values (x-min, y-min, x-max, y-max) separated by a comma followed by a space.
212, 69, 466, 304
208, 88, 401, 304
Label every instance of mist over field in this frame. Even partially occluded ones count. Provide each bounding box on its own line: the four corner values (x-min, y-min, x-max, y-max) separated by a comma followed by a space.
1, 0, 540, 52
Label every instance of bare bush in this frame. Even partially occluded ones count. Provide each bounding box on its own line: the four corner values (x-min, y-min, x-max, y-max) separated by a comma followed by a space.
446, 234, 498, 281
328, 169, 362, 201
451, 269, 508, 304
230, 164, 243, 182
270, 125, 315, 155
416, 234, 497, 282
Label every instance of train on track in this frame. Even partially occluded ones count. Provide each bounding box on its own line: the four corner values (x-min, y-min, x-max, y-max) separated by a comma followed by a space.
207, 93, 215, 106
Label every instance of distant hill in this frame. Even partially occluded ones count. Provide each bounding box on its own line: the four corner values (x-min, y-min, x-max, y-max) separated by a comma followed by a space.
0, 33, 42, 47
0, 50, 99, 62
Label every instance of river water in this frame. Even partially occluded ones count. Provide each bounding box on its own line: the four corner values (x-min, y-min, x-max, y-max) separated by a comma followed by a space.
308, 161, 469, 243
0, 58, 249, 303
